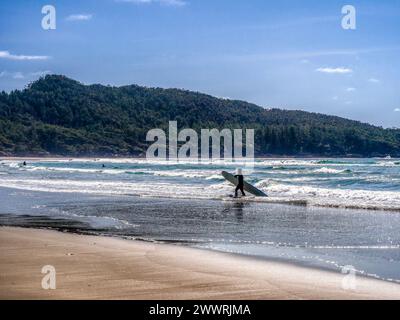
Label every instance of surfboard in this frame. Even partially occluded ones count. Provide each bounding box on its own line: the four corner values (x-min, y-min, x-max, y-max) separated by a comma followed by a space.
221, 171, 268, 197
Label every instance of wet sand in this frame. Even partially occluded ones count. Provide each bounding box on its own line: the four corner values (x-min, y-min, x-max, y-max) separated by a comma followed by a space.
1, 227, 399, 300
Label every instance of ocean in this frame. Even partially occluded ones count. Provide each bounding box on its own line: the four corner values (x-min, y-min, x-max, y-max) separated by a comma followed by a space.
1, 158, 400, 283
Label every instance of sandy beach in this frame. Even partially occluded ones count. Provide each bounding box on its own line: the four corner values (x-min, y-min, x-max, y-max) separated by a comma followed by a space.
0, 227, 399, 300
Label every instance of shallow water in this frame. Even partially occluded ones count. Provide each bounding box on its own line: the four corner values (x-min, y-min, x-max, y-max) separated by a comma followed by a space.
0, 158, 399, 284
0, 158, 399, 210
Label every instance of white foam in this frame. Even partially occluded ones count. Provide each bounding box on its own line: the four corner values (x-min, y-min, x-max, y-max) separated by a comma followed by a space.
0, 178, 220, 200
261, 181, 400, 211
375, 160, 400, 167
313, 167, 350, 174
152, 170, 217, 179
1, 158, 399, 211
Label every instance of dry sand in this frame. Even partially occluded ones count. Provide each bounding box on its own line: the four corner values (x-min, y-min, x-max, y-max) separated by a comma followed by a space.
0, 227, 399, 300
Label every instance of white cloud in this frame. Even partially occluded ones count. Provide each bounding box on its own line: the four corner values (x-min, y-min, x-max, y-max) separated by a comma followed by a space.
316, 67, 353, 74
116, 0, 187, 6
220, 46, 400, 64
368, 78, 380, 83
66, 14, 93, 21
0, 71, 23, 79
394, 108, 400, 112
346, 87, 356, 92
29, 70, 52, 77
0, 50, 50, 61
332, 96, 339, 100
12, 72, 24, 79
345, 101, 353, 105
160, 0, 187, 4
0, 70, 52, 79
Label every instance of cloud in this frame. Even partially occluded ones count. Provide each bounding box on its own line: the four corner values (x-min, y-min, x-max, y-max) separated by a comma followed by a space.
116, 0, 187, 6
12, 72, 24, 79
66, 14, 93, 21
368, 78, 380, 83
394, 108, 400, 112
160, 0, 187, 5
29, 70, 52, 77
332, 96, 339, 101
0, 71, 24, 79
221, 46, 400, 63
346, 87, 356, 92
0, 70, 51, 79
0, 50, 50, 61
316, 67, 353, 74
241, 16, 339, 31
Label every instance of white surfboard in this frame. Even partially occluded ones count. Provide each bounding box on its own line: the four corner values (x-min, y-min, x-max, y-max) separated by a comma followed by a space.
221, 171, 268, 197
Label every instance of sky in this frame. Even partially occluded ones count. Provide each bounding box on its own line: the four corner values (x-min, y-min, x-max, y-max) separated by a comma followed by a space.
0, 0, 399, 128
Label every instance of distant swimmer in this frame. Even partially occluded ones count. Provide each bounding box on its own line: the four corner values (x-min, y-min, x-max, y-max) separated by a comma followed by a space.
102, 164, 106, 168
23, 161, 27, 166
234, 168, 246, 198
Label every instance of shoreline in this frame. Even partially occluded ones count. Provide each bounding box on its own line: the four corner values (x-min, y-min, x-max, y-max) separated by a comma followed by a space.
0, 184, 399, 213
2, 156, 398, 161
2, 222, 398, 285
1, 226, 399, 300
2, 222, 399, 285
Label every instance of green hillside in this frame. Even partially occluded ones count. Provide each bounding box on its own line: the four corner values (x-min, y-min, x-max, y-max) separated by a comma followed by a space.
0, 75, 399, 157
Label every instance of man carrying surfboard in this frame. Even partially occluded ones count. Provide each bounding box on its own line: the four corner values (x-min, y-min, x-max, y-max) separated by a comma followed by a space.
234, 168, 246, 198
221, 170, 268, 198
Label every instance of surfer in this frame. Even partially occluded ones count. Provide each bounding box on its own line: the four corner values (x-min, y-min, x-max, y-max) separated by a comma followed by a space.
234, 168, 246, 198
221, 170, 267, 197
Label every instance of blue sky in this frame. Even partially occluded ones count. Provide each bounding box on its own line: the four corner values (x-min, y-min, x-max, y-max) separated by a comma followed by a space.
0, 0, 399, 127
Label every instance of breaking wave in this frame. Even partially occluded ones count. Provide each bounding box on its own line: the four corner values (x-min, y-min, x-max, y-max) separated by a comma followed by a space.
0, 158, 399, 211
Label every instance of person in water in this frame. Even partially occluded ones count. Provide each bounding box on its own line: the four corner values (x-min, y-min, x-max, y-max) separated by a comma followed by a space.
234, 168, 246, 198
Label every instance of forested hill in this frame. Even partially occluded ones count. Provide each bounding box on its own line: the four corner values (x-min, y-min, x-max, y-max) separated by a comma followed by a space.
0, 75, 399, 157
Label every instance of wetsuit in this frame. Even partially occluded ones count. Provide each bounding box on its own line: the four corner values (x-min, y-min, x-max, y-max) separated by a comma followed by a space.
234, 175, 246, 197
